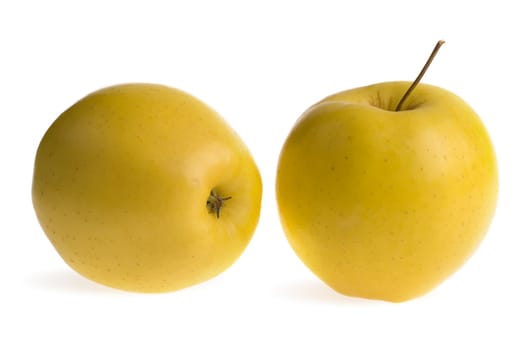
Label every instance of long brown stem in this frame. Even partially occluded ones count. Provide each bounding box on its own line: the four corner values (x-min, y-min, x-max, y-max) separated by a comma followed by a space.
395, 40, 445, 111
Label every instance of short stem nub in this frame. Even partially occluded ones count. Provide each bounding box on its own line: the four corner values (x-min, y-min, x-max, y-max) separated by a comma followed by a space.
206, 189, 232, 219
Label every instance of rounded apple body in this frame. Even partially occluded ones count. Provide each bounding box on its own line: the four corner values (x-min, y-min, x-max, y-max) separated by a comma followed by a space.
32, 83, 262, 292
276, 82, 498, 302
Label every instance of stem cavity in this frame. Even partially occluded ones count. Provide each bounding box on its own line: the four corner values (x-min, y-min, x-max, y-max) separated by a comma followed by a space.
395, 40, 445, 111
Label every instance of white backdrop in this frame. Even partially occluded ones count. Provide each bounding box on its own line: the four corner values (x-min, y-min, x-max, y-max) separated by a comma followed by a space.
1, 1, 522, 349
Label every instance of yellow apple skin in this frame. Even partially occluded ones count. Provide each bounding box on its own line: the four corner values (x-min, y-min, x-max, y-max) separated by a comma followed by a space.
32, 83, 262, 293
276, 82, 498, 302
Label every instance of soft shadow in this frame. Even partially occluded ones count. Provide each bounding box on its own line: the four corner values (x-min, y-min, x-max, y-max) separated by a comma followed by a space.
28, 269, 121, 295
275, 279, 383, 305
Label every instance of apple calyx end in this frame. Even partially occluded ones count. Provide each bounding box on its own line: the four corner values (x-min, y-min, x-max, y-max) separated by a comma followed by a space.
206, 189, 232, 219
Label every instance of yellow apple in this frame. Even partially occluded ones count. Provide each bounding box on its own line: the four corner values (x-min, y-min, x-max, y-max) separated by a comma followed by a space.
276, 80, 498, 302
32, 83, 262, 293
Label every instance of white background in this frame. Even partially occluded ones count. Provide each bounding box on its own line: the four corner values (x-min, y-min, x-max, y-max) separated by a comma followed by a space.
1, 1, 522, 349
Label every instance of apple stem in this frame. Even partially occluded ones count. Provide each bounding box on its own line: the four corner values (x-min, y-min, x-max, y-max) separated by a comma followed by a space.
207, 189, 232, 218
395, 40, 445, 111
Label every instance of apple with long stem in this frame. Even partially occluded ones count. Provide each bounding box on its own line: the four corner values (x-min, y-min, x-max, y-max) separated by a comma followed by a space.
276, 41, 498, 302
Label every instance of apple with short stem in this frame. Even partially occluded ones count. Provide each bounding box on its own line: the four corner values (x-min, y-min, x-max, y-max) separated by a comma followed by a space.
33, 83, 263, 293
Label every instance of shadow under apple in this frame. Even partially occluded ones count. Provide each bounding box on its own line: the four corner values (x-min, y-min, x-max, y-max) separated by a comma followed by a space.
274, 278, 384, 305
28, 268, 119, 295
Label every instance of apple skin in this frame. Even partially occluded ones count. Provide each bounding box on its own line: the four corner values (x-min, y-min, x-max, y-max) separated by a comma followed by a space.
276, 81, 498, 302
32, 83, 262, 293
